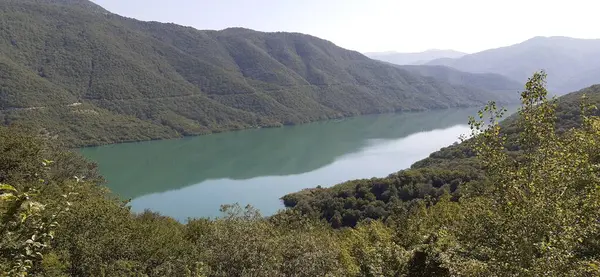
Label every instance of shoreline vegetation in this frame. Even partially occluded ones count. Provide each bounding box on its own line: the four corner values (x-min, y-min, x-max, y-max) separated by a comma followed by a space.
73, 105, 493, 149
282, 82, 600, 228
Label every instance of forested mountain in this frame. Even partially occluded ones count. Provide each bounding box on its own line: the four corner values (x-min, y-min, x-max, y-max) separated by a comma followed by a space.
282, 83, 600, 227
426, 36, 600, 93
0, 0, 518, 147
365, 49, 466, 65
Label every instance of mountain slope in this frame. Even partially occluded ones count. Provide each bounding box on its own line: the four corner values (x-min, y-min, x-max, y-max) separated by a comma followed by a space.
426, 36, 600, 93
365, 49, 466, 65
0, 0, 518, 147
397, 65, 523, 102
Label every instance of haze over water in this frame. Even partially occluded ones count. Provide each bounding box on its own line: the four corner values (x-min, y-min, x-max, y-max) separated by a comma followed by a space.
80, 107, 517, 221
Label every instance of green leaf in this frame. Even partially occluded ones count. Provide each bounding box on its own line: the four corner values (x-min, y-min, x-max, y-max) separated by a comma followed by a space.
0, 184, 17, 192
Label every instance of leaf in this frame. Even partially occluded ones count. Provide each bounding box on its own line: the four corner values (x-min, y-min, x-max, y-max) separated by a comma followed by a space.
0, 193, 17, 201
20, 213, 28, 223
0, 184, 17, 192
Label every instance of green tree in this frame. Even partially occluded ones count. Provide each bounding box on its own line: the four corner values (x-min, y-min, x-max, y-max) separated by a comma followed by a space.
0, 184, 62, 276
340, 220, 410, 276
427, 71, 600, 276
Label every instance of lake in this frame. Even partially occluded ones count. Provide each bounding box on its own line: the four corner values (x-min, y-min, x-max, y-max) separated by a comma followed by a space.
80, 107, 515, 221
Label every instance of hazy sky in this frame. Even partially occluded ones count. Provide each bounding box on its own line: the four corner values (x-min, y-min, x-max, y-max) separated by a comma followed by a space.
91, 0, 600, 54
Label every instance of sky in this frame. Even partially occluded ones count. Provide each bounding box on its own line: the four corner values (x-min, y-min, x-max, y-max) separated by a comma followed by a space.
91, 0, 600, 54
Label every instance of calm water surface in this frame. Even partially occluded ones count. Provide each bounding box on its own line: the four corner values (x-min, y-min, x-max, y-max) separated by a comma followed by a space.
80, 107, 515, 221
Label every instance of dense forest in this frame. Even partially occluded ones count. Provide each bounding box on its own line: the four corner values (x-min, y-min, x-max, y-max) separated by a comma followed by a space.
0, 0, 521, 147
2, 73, 600, 276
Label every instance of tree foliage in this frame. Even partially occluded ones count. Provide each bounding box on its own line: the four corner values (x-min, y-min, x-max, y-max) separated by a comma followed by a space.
403, 72, 600, 275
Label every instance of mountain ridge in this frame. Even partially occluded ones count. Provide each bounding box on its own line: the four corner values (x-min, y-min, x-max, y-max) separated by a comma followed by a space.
0, 0, 518, 147
17, 0, 109, 13
365, 49, 466, 65
426, 36, 600, 93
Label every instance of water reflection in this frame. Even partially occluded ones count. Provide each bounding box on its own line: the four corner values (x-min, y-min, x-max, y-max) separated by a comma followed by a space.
81, 107, 518, 219
128, 125, 470, 220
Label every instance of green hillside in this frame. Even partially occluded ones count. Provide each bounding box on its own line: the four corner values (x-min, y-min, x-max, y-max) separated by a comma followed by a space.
282, 83, 600, 227
0, 0, 518, 147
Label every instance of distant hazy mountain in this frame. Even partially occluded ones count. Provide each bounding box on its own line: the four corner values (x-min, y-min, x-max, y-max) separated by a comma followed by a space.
426, 36, 600, 93
365, 49, 467, 65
